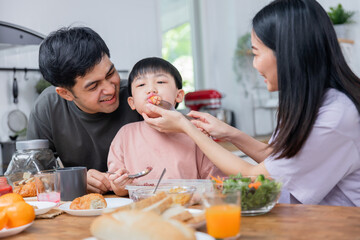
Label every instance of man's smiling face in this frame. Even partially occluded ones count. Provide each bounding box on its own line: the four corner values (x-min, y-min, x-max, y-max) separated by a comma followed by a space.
56, 55, 120, 114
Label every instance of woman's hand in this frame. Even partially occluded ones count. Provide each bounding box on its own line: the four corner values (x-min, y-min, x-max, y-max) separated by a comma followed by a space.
142, 103, 192, 133
108, 169, 133, 196
187, 111, 235, 141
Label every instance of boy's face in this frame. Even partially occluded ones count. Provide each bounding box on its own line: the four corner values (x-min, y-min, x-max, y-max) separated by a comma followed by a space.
55, 55, 120, 114
127, 71, 184, 118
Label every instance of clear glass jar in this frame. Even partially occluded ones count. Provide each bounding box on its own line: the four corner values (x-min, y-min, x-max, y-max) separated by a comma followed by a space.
4, 139, 56, 185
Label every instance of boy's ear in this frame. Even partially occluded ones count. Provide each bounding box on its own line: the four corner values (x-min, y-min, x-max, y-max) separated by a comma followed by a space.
175, 89, 185, 103
127, 96, 136, 110
55, 87, 75, 101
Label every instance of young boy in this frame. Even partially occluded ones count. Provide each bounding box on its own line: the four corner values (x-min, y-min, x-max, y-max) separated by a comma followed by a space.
107, 57, 225, 196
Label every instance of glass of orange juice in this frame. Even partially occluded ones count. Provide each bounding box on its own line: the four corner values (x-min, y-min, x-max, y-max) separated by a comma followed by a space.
203, 191, 241, 239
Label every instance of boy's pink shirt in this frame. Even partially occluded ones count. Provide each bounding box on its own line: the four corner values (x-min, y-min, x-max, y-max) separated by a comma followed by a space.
108, 121, 226, 182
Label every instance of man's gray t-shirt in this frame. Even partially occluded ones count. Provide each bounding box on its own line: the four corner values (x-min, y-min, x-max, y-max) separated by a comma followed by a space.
27, 83, 142, 172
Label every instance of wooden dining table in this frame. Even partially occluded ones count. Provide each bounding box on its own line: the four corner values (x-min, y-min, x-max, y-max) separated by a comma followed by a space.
6, 201, 360, 240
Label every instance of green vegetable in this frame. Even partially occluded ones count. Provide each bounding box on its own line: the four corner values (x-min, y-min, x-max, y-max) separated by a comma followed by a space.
221, 174, 282, 211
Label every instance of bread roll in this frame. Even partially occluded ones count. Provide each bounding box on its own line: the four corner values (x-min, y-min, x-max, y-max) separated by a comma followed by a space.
13, 181, 37, 197
91, 210, 196, 240
70, 193, 107, 210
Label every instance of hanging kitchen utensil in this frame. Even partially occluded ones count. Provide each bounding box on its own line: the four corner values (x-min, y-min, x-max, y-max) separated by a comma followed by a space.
7, 109, 28, 141
24, 68, 29, 81
13, 68, 18, 104
8, 110, 27, 133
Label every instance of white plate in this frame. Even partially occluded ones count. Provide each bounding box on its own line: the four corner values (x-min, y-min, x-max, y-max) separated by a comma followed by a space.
0, 222, 33, 238
26, 201, 57, 215
187, 208, 206, 229
83, 232, 213, 240
195, 232, 215, 240
23, 197, 37, 201
59, 198, 133, 216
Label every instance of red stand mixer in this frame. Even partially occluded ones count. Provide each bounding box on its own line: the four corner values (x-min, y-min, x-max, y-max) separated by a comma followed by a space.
185, 90, 234, 126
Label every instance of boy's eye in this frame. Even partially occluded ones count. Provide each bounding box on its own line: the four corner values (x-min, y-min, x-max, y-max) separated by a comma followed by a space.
137, 83, 145, 87
157, 81, 166, 84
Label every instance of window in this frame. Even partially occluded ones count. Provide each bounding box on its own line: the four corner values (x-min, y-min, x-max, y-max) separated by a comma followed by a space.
160, 0, 195, 108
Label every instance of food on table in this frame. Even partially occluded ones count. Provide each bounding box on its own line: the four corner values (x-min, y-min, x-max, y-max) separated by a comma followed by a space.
106, 192, 204, 226
133, 186, 196, 207
147, 93, 162, 105
0, 177, 13, 197
0, 193, 35, 229
168, 187, 194, 206
212, 173, 282, 211
70, 193, 107, 210
0, 192, 24, 211
141, 183, 155, 186
12, 172, 37, 197
14, 180, 37, 198
91, 210, 195, 240
161, 204, 193, 222
5, 201, 35, 228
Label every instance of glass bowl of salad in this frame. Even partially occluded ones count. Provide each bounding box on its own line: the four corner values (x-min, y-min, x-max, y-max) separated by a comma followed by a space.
211, 174, 282, 216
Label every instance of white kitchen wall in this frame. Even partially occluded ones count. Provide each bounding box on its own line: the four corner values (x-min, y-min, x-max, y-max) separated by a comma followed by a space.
195, 0, 360, 136
0, 0, 162, 141
0, 0, 359, 141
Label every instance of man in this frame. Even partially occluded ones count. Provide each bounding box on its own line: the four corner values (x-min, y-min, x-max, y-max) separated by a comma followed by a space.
27, 27, 142, 193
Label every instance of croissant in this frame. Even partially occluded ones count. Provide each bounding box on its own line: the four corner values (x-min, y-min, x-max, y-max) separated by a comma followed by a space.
70, 193, 107, 210
13, 179, 37, 197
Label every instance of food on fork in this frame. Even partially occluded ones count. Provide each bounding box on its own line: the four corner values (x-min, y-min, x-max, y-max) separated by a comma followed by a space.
70, 193, 107, 210
147, 93, 162, 105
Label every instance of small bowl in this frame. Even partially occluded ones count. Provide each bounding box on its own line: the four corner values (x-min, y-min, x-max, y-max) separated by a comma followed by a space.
125, 179, 213, 205
132, 186, 196, 207
213, 175, 282, 216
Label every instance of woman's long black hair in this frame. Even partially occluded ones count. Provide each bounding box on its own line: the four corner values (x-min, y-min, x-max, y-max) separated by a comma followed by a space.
253, 0, 360, 159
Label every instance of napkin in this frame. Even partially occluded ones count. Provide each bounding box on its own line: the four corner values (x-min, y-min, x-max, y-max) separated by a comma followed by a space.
36, 208, 64, 219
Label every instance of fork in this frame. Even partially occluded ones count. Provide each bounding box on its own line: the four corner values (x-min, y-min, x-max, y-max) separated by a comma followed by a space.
157, 99, 195, 120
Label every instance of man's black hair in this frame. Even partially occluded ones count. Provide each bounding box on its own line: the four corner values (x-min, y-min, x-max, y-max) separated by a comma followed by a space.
39, 26, 110, 88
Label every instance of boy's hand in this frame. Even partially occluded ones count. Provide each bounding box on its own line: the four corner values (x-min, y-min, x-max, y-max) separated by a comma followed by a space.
108, 169, 134, 196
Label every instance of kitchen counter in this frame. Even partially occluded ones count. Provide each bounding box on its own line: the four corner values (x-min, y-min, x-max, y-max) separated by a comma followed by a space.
8, 202, 360, 239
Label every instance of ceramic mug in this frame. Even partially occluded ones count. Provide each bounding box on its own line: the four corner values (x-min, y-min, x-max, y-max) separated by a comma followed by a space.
56, 167, 87, 201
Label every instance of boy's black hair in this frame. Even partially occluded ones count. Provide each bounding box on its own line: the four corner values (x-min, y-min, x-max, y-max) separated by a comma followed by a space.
127, 57, 183, 97
39, 26, 110, 89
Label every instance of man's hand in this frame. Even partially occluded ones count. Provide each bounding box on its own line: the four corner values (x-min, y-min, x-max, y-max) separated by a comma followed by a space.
87, 169, 112, 194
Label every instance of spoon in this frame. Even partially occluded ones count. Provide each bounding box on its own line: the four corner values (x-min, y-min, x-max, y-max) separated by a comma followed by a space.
153, 168, 166, 194
107, 166, 153, 179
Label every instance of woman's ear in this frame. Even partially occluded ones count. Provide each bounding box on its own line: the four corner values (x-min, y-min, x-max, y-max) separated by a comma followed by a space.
127, 96, 136, 110
175, 89, 185, 104
55, 87, 75, 101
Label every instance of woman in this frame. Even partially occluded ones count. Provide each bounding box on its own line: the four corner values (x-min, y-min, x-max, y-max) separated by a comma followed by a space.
143, 0, 360, 206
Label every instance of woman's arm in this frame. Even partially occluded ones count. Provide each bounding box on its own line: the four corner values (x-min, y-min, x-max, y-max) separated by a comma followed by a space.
143, 104, 269, 176
188, 111, 272, 163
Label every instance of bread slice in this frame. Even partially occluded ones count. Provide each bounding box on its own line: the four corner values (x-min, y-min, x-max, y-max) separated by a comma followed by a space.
162, 205, 193, 222
90, 210, 196, 240
142, 196, 173, 215
133, 191, 168, 210
109, 192, 169, 215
